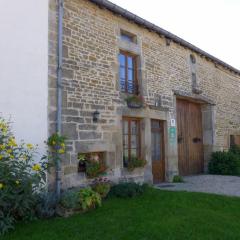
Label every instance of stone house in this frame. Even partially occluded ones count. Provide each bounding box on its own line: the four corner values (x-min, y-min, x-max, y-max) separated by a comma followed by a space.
48, 0, 240, 189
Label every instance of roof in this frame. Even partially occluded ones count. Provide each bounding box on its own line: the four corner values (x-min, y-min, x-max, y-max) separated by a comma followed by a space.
89, 0, 240, 76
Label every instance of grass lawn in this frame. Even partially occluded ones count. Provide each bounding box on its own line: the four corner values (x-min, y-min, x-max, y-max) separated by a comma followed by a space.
3, 188, 240, 240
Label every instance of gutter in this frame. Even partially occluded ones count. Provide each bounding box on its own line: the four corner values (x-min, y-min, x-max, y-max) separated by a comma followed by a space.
89, 0, 240, 76
56, 0, 64, 200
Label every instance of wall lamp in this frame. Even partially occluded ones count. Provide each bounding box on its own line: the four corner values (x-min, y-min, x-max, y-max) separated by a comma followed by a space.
93, 110, 100, 123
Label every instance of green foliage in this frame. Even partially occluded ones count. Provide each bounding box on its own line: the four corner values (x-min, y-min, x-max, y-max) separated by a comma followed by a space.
0, 117, 48, 235
208, 149, 240, 176
47, 133, 66, 155
3, 189, 240, 240
127, 155, 147, 171
36, 192, 57, 219
172, 175, 184, 183
91, 177, 111, 198
79, 188, 102, 211
125, 95, 144, 104
229, 145, 240, 155
78, 153, 87, 163
86, 161, 107, 178
60, 189, 80, 210
109, 182, 147, 198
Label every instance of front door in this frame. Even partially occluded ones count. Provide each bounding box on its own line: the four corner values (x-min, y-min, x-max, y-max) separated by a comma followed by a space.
151, 120, 165, 183
177, 99, 204, 175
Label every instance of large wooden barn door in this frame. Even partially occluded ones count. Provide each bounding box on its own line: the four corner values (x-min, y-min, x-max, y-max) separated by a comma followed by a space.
177, 99, 203, 175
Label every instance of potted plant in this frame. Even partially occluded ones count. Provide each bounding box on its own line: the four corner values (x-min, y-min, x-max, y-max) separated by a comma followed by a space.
127, 155, 147, 171
78, 153, 87, 172
125, 95, 144, 108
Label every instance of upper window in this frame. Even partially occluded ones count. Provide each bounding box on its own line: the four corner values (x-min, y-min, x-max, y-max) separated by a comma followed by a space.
120, 30, 136, 43
123, 118, 141, 167
118, 51, 138, 94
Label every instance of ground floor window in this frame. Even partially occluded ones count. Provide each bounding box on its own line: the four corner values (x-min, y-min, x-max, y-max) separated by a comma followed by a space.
230, 135, 240, 147
122, 117, 141, 167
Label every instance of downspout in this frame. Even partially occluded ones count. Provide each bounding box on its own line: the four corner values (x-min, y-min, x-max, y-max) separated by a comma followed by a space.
56, 0, 64, 200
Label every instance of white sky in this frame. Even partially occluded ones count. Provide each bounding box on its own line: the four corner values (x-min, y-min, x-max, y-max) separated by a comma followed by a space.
110, 0, 240, 70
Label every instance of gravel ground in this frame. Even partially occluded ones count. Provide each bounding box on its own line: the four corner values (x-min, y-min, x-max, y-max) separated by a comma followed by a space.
155, 175, 240, 197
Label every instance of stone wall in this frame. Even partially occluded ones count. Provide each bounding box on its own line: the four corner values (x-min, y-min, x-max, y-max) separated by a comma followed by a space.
48, 0, 240, 189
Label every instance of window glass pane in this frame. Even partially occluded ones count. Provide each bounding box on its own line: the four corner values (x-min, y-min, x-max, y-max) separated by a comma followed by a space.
128, 69, 133, 81
118, 54, 125, 67
131, 121, 137, 135
127, 56, 133, 68
123, 120, 128, 134
120, 67, 125, 79
121, 33, 133, 42
131, 135, 137, 148
123, 135, 128, 148
131, 149, 137, 157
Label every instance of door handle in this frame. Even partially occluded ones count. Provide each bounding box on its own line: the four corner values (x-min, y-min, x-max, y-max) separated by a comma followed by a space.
193, 137, 201, 143
178, 135, 183, 143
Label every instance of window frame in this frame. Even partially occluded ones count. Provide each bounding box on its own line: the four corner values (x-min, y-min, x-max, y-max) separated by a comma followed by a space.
119, 50, 138, 95
120, 30, 137, 43
122, 117, 141, 167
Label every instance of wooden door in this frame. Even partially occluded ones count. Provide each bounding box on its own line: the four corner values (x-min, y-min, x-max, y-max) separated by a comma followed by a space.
151, 120, 165, 183
177, 99, 203, 175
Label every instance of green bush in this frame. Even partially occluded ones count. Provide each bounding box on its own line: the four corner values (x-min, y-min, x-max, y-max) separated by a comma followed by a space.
36, 192, 57, 219
86, 161, 107, 178
127, 155, 147, 171
208, 149, 240, 176
109, 182, 148, 198
60, 189, 80, 210
79, 188, 102, 211
0, 118, 48, 235
91, 177, 111, 198
172, 175, 184, 183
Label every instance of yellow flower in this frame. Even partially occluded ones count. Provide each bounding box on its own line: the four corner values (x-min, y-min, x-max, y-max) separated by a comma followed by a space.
8, 138, 17, 147
0, 155, 3, 160
10, 155, 14, 159
52, 141, 56, 145
0, 183, 4, 189
7, 149, 12, 154
27, 144, 33, 150
61, 143, 65, 147
32, 164, 41, 171
16, 180, 20, 185
0, 144, 6, 150
58, 148, 65, 154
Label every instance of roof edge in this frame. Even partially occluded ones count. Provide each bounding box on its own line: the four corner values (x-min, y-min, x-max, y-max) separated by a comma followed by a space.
89, 0, 240, 76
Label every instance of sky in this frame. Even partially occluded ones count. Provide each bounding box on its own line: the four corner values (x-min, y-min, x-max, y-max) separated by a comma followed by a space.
110, 0, 240, 70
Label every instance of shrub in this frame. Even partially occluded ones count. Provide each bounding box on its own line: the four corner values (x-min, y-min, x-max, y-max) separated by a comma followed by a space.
91, 177, 111, 198
60, 189, 80, 210
127, 155, 147, 171
208, 150, 240, 176
36, 192, 57, 219
86, 161, 107, 178
0, 117, 48, 235
79, 188, 102, 211
109, 182, 147, 198
172, 175, 184, 183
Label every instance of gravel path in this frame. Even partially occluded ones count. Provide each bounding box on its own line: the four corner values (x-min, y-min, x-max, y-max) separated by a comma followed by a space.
155, 175, 240, 197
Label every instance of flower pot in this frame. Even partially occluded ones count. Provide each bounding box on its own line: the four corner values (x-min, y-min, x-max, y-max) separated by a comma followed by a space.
127, 101, 143, 109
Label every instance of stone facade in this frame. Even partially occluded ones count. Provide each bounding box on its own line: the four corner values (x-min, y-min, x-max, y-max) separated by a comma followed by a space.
48, 0, 240, 189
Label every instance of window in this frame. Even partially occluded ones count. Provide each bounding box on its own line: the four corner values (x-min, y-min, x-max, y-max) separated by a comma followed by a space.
230, 135, 240, 147
122, 118, 141, 167
118, 51, 138, 94
120, 30, 136, 43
